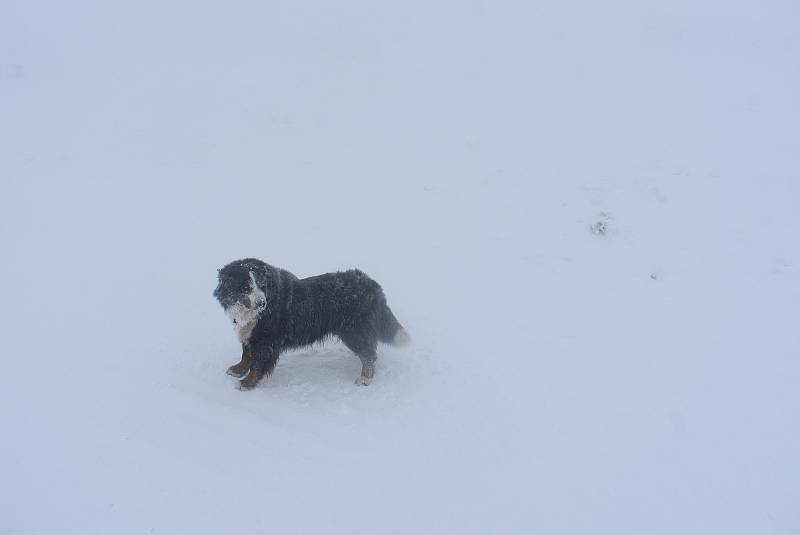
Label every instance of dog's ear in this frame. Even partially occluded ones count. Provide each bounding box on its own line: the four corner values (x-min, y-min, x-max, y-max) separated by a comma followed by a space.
248, 269, 268, 296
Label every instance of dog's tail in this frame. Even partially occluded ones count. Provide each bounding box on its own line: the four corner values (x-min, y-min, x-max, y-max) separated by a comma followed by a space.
377, 303, 411, 347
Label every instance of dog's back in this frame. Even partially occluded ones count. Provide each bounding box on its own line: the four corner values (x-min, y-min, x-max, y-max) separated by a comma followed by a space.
283, 269, 405, 349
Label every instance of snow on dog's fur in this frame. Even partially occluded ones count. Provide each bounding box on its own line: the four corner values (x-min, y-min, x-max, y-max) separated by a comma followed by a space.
224, 272, 267, 343
213, 258, 409, 389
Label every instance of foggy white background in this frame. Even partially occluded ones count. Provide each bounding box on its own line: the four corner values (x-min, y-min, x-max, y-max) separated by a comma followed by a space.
1, 1, 799, 533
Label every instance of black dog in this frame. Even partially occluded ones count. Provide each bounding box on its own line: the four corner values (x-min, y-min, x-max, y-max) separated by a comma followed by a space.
213, 258, 409, 389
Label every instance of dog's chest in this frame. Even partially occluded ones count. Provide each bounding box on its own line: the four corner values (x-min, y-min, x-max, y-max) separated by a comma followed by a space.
226, 305, 260, 344
234, 318, 257, 343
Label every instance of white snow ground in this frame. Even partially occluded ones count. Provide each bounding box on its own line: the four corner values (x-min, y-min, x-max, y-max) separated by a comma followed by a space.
1, 1, 799, 533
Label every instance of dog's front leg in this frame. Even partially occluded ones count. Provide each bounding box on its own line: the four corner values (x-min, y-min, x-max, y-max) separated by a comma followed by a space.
226, 344, 252, 378
238, 342, 279, 390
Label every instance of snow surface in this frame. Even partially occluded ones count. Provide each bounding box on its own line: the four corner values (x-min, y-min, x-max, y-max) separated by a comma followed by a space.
1, 1, 799, 533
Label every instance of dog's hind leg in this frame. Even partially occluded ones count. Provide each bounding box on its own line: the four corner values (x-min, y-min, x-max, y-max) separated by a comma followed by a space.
227, 344, 252, 378
341, 332, 378, 386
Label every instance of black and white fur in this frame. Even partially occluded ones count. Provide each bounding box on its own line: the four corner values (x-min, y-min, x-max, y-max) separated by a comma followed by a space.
213, 258, 410, 389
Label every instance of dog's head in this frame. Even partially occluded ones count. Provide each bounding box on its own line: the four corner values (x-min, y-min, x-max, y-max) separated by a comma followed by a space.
213, 264, 267, 315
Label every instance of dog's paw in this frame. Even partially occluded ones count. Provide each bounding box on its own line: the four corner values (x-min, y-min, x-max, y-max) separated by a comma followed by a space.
226, 366, 248, 378
354, 375, 372, 386
238, 369, 265, 390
